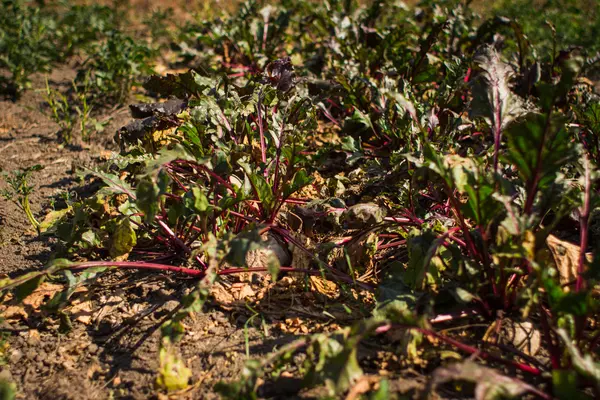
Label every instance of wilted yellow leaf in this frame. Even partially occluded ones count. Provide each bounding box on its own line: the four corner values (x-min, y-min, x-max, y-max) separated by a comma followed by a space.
156, 344, 192, 392
39, 207, 71, 233
109, 218, 137, 259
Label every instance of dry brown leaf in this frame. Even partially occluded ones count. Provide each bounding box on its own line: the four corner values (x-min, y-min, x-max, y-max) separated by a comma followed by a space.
87, 364, 103, 379
0, 306, 28, 320
286, 317, 302, 327
232, 283, 255, 300
28, 329, 41, 345
349, 233, 378, 278
345, 376, 373, 400
69, 300, 94, 325
99, 150, 113, 160
546, 234, 591, 285
210, 283, 235, 305
501, 320, 541, 356
22, 282, 64, 310
246, 233, 291, 269
290, 234, 312, 270
484, 319, 541, 356
280, 317, 307, 334
309, 276, 339, 298
93, 295, 124, 326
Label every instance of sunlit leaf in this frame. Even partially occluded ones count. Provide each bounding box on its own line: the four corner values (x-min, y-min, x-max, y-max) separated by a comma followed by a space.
155, 344, 192, 392
109, 217, 137, 258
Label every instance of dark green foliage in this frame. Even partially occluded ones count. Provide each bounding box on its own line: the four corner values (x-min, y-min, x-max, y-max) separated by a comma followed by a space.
77, 31, 155, 104
0, 0, 55, 95
495, 0, 600, 57
0, 1, 152, 101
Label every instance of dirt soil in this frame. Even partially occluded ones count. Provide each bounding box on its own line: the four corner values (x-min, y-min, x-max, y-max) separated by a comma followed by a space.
0, 66, 426, 399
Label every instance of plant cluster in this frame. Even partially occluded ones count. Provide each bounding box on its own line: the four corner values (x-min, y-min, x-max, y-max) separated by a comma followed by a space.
0, 0, 122, 96
75, 31, 155, 105
495, 0, 600, 57
0, 1, 157, 143
2, 0, 600, 399
1, 165, 43, 233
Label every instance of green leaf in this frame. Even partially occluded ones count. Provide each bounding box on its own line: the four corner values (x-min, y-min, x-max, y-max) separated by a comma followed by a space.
505, 112, 579, 192
370, 379, 390, 400
136, 177, 160, 223
450, 287, 476, 304
374, 262, 417, 325
450, 158, 501, 226
343, 109, 373, 136
404, 229, 442, 291
14, 274, 45, 302
282, 169, 312, 199
109, 217, 137, 258
145, 144, 196, 175
542, 268, 590, 316
81, 167, 136, 199
304, 331, 363, 396
81, 229, 101, 247
341, 136, 360, 152
39, 207, 71, 234
0, 376, 16, 400
240, 164, 274, 214
252, 174, 275, 212
538, 54, 584, 112
184, 187, 210, 214
266, 252, 280, 282
552, 370, 588, 400
44, 268, 105, 312
470, 46, 525, 137
557, 329, 600, 391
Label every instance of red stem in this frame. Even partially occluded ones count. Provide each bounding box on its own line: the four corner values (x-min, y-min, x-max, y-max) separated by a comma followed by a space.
539, 304, 561, 370
72, 261, 204, 276
576, 156, 591, 292
157, 218, 191, 255
256, 92, 267, 165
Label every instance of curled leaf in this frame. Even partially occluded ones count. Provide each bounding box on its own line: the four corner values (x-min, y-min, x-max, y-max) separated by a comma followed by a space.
428, 360, 545, 400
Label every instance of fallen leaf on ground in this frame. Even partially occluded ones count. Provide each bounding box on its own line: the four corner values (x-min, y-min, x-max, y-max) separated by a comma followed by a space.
310, 276, 338, 298
210, 283, 235, 306
232, 283, 255, 300
22, 282, 64, 310
68, 300, 94, 324
0, 306, 28, 321
28, 329, 41, 345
